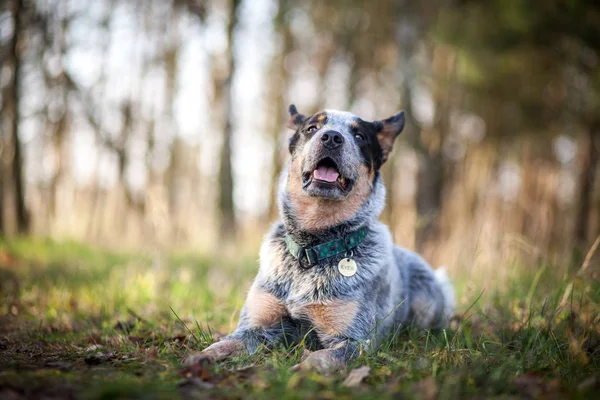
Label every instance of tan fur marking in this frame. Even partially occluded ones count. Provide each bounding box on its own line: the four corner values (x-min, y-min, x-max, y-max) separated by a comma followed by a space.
377, 127, 396, 163
246, 286, 287, 328
351, 121, 359, 129
317, 114, 326, 122
287, 158, 373, 232
305, 301, 359, 336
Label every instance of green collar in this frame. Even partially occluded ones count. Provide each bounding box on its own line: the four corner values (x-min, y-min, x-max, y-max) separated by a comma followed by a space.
284, 227, 368, 269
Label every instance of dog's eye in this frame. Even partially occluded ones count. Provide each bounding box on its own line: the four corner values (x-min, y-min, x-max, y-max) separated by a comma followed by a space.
306, 125, 317, 133
354, 133, 365, 141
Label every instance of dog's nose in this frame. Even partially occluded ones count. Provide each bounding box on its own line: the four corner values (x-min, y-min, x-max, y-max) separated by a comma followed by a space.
320, 131, 344, 149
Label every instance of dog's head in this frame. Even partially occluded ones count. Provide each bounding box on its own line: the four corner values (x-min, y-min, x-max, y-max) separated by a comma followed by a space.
281, 105, 405, 232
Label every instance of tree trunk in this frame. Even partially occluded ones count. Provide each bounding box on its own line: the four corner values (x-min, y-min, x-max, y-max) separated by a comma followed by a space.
117, 102, 144, 214
48, 112, 69, 218
1, 0, 29, 236
163, 26, 180, 217
415, 152, 444, 251
575, 121, 600, 246
217, 0, 240, 242
415, 45, 456, 255
267, 0, 292, 221
47, 10, 70, 220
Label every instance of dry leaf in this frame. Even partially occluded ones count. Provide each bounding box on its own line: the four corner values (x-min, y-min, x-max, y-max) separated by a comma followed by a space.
343, 366, 371, 388
180, 359, 213, 382
514, 372, 560, 398
0, 388, 23, 400
412, 376, 438, 400
84, 351, 115, 365
145, 347, 158, 359
179, 377, 215, 390
44, 360, 74, 371
128, 335, 143, 344
578, 376, 599, 391
114, 320, 136, 332
85, 344, 103, 352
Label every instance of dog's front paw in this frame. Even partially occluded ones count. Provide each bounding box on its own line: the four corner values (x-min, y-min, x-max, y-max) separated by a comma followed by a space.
183, 339, 246, 366
291, 349, 345, 374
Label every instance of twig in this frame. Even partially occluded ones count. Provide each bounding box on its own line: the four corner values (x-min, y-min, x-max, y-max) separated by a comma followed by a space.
559, 235, 600, 307
62, 70, 121, 152
578, 235, 600, 276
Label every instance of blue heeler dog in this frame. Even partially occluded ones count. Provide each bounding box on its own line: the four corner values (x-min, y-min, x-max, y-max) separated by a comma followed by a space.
184, 105, 455, 372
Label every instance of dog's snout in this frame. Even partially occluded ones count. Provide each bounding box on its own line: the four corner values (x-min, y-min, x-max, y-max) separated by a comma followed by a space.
320, 131, 344, 149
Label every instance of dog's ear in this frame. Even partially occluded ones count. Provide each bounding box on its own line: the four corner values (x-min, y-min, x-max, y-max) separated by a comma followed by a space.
375, 111, 405, 164
288, 104, 307, 130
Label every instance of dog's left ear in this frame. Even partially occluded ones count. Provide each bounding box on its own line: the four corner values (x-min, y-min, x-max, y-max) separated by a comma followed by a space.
375, 111, 405, 163
288, 104, 307, 130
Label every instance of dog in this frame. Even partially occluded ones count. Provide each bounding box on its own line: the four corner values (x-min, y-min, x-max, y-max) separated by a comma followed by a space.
184, 105, 455, 372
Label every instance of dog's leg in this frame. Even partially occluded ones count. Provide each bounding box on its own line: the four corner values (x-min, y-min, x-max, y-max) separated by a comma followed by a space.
291, 301, 372, 373
184, 284, 293, 365
183, 322, 299, 365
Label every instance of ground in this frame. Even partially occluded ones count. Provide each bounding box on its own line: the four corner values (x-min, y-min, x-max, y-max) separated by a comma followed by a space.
0, 237, 598, 399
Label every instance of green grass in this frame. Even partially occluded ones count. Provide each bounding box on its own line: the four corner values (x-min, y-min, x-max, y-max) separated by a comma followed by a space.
0, 237, 598, 399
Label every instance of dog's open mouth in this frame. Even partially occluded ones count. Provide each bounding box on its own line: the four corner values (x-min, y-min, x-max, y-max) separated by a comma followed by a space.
303, 157, 351, 192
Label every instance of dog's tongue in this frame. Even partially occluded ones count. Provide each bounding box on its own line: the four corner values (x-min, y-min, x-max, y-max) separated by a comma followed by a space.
314, 166, 339, 183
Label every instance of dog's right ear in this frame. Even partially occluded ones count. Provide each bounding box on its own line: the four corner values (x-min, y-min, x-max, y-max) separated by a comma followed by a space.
288, 104, 307, 130
375, 111, 405, 164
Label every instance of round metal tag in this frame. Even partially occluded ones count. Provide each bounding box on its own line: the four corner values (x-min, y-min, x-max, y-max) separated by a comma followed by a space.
338, 258, 358, 277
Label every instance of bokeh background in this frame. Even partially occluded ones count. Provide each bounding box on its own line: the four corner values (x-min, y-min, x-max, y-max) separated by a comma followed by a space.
1, 0, 600, 291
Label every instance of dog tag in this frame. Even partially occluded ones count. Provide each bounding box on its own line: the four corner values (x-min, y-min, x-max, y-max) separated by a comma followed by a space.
338, 258, 357, 277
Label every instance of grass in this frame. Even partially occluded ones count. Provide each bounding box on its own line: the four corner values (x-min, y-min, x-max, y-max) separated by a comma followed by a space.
0, 237, 598, 399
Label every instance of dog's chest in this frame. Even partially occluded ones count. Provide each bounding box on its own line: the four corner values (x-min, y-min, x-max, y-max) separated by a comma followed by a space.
276, 256, 364, 304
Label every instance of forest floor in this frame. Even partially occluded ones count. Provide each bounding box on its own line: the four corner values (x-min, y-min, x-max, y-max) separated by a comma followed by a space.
0, 237, 599, 399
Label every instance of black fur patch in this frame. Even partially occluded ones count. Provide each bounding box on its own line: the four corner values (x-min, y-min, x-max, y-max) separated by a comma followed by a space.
353, 119, 385, 170
288, 113, 328, 156
289, 132, 300, 154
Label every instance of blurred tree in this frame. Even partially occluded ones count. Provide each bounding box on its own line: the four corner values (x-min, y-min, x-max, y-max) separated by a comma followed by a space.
1, 0, 596, 263
437, 0, 600, 247
415, 45, 457, 255
41, 4, 70, 219
576, 123, 600, 245
163, 5, 182, 219
395, 1, 453, 253
1, 0, 30, 235
267, 0, 294, 221
212, 0, 241, 242
216, 0, 240, 242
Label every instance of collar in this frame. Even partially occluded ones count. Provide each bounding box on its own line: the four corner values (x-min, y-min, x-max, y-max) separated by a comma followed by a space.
284, 226, 368, 269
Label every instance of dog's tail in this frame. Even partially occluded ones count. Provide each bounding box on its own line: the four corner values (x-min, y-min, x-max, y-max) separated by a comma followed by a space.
435, 266, 456, 322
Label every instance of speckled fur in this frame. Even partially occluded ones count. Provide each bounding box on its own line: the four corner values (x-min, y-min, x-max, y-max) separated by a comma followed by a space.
184, 107, 455, 371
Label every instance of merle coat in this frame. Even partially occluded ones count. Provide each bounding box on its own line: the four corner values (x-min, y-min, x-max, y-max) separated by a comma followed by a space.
184, 106, 455, 372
